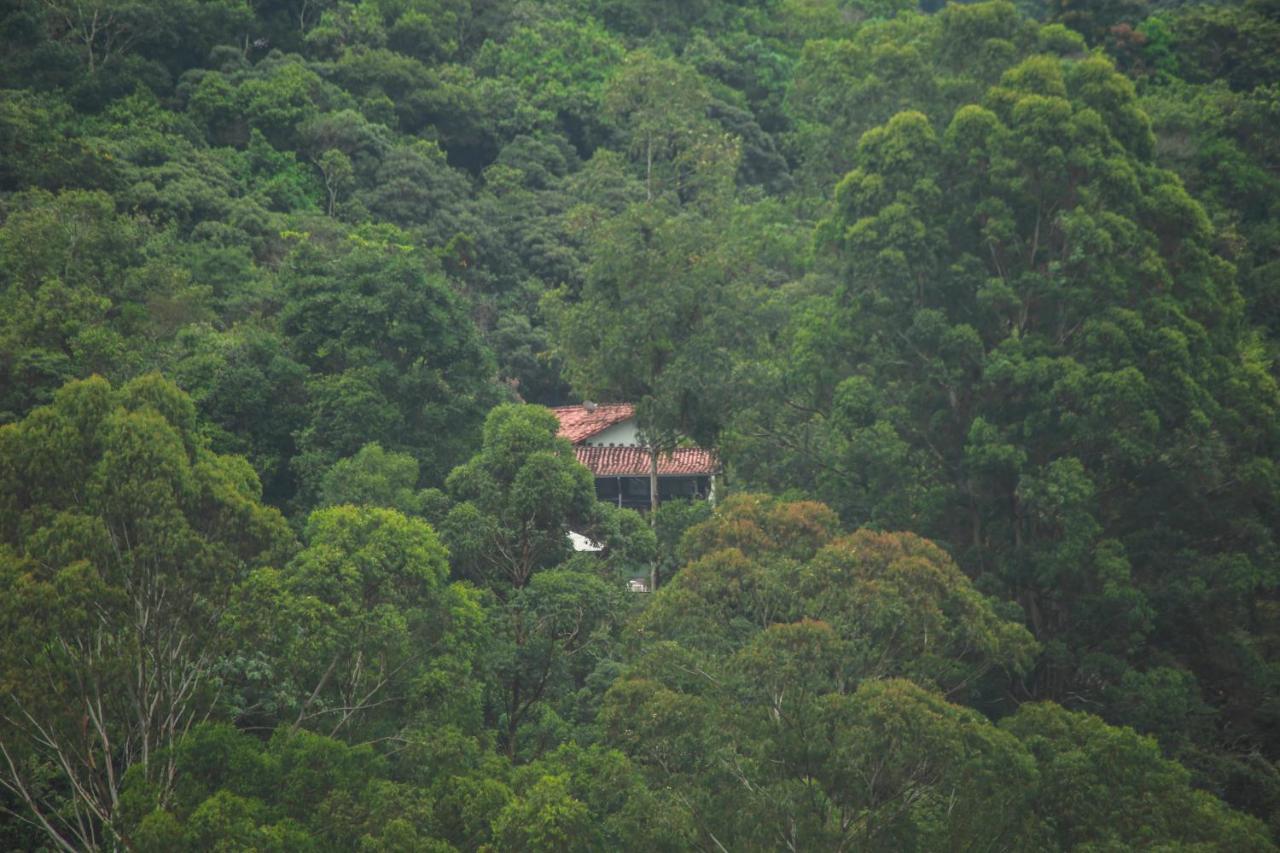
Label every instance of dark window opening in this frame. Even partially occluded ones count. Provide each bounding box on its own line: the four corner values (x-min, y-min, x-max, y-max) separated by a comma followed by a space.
596, 475, 711, 509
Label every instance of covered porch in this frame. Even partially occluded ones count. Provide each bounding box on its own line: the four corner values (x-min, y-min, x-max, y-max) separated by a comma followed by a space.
572, 445, 718, 511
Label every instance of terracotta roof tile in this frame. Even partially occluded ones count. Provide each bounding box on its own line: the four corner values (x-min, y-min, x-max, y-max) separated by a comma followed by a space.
574, 446, 719, 477
552, 404, 635, 443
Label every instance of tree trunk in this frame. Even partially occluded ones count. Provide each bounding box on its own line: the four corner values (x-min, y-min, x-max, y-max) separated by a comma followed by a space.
645, 135, 653, 202
649, 444, 659, 514
649, 445, 659, 590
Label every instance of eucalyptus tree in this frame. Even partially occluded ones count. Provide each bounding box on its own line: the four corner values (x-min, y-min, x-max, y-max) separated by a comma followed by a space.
223, 504, 487, 745
730, 26, 1280, 782
0, 375, 293, 851
604, 495, 1270, 850
280, 227, 500, 502
441, 404, 645, 759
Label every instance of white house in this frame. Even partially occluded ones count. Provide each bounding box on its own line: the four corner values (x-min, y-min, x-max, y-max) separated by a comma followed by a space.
551, 403, 718, 511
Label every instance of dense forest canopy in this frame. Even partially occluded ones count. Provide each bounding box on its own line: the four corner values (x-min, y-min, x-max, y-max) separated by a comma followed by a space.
1, 0, 1278, 849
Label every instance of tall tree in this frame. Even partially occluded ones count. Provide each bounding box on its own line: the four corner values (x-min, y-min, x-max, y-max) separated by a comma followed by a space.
441, 404, 643, 758
602, 494, 1268, 849
731, 40, 1280, 802
224, 504, 487, 744
0, 375, 292, 851
280, 228, 501, 502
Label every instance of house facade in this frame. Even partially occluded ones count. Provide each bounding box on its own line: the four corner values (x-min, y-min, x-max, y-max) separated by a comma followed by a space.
552, 403, 718, 510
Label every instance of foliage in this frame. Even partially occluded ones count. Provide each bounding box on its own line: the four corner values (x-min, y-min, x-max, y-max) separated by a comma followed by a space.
1, 0, 1279, 844
603, 495, 1266, 849
121, 723, 450, 851
280, 231, 500, 500
440, 404, 634, 759
0, 375, 292, 850
318, 441, 434, 515
223, 504, 487, 743
727, 17, 1280, 815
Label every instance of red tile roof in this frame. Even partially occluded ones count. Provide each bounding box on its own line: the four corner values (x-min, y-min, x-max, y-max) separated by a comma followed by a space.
574, 446, 719, 477
552, 404, 635, 443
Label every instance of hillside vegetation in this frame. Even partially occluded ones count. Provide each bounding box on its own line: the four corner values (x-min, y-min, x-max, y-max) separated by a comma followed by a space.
1, 0, 1279, 849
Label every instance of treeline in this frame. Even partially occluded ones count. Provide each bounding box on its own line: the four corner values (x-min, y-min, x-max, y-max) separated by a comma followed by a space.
1, 0, 1278, 849
0, 383, 1270, 849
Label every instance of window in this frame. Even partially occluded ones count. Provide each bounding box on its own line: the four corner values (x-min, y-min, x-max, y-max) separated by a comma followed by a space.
622, 477, 650, 499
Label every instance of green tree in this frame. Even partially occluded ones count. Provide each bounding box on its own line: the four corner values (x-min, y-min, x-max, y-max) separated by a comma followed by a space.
225, 504, 486, 743
732, 41, 1280, 787
316, 148, 354, 216
473, 15, 625, 153
442, 404, 599, 590
698, 506, 1034, 847
37, 0, 152, 75
121, 723, 453, 851
280, 230, 500, 501
1003, 702, 1274, 850
318, 441, 437, 515
0, 188, 143, 420
544, 201, 759, 510
0, 375, 292, 851
166, 322, 309, 507
638, 494, 1037, 694
602, 50, 731, 204
441, 404, 635, 758
490, 773, 591, 852
603, 493, 1266, 850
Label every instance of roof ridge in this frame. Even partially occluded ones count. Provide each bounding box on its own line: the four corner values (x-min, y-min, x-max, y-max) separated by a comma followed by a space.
550, 403, 633, 410
551, 403, 637, 443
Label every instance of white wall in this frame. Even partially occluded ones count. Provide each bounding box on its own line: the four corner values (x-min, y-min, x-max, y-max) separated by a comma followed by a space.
583, 418, 640, 446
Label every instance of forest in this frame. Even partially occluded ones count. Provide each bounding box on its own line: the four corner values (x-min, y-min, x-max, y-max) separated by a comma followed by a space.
0, 0, 1278, 848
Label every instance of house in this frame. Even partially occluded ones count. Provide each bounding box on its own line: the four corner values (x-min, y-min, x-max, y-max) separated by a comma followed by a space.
552, 403, 718, 511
